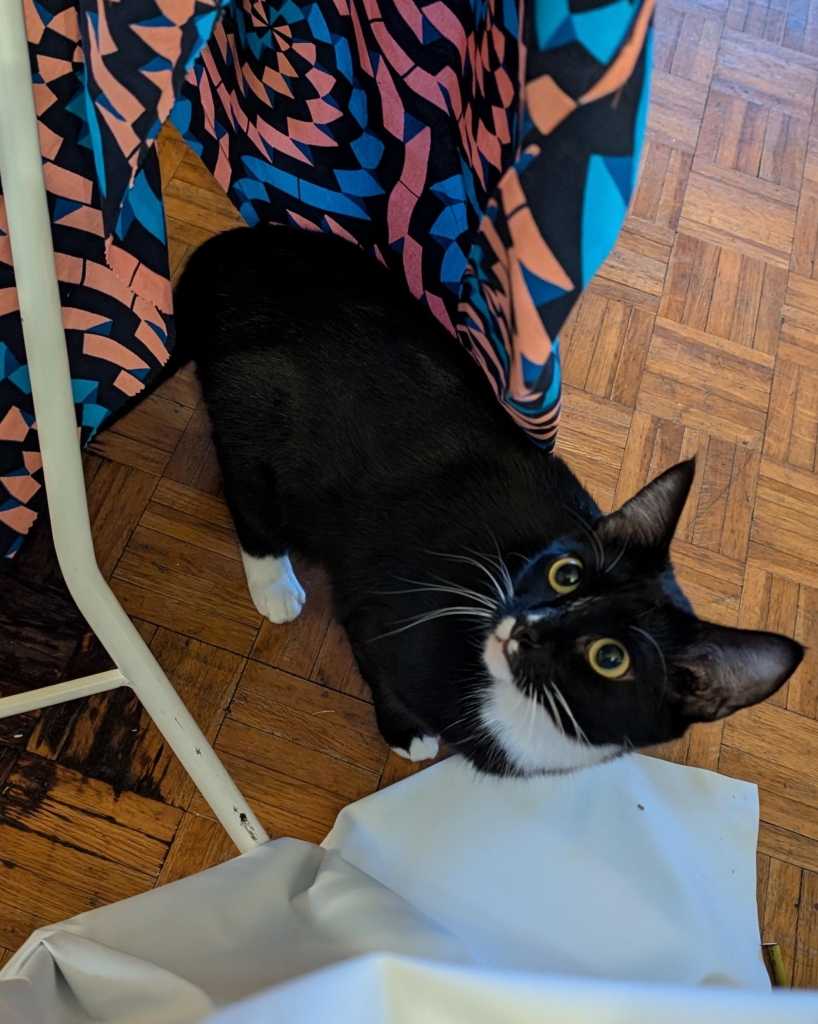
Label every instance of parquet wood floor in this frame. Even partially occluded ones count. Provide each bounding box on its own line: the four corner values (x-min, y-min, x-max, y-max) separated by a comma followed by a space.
3, 3, 818, 986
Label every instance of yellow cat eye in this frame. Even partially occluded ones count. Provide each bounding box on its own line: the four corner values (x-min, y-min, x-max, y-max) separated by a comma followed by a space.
588, 638, 631, 679
547, 556, 584, 594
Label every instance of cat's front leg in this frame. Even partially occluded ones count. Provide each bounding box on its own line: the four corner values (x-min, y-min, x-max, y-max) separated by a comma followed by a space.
368, 671, 439, 762
217, 464, 306, 624
241, 550, 306, 624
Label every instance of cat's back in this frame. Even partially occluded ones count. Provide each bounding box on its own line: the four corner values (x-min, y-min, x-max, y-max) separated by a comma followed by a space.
174, 225, 524, 454
177, 225, 441, 364
174, 226, 592, 565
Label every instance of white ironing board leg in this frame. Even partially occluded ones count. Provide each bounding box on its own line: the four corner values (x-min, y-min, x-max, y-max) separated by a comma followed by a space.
0, 0, 268, 852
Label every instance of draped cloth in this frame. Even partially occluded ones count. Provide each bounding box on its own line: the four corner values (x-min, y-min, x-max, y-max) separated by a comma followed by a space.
0, 0, 652, 559
6, 755, 813, 1024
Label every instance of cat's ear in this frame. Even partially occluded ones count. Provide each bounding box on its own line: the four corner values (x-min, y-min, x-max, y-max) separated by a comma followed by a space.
596, 460, 695, 550
677, 623, 804, 721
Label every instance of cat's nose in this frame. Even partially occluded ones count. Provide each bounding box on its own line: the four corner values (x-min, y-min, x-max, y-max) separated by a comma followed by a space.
510, 618, 541, 648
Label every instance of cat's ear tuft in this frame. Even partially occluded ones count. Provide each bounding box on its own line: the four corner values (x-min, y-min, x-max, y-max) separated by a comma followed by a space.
596, 459, 695, 550
677, 623, 804, 722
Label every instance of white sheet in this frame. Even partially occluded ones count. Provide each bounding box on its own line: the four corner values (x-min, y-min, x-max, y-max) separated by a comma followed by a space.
2, 753, 816, 1023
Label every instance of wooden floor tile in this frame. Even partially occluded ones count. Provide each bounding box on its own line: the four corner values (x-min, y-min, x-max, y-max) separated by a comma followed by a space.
310, 619, 372, 701
698, 89, 809, 186
163, 402, 223, 495
216, 718, 380, 802
156, 812, 237, 886
758, 821, 818, 873
228, 661, 387, 773
794, 871, 818, 988
712, 29, 818, 118
630, 140, 693, 231
58, 631, 244, 807
557, 388, 632, 511
252, 559, 333, 679
679, 159, 798, 266
188, 750, 347, 838
2, 753, 180, 876
659, 232, 788, 349
761, 858, 802, 983
638, 317, 774, 447
649, 70, 711, 153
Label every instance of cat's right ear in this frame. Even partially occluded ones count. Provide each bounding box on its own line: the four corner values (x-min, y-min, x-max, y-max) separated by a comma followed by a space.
676, 623, 804, 722
596, 460, 695, 551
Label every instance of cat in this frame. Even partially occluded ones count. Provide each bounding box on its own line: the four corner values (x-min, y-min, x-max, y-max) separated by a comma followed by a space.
173, 225, 803, 776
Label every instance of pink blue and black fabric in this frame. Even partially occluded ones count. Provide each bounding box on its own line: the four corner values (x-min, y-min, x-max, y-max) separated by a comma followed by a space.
0, 0, 653, 561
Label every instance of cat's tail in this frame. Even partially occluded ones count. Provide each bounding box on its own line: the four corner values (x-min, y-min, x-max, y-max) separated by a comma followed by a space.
99, 226, 255, 434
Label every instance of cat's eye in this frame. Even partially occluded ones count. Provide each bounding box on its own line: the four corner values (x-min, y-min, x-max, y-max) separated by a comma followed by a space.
588, 638, 631, 679
548, 556, 583, 594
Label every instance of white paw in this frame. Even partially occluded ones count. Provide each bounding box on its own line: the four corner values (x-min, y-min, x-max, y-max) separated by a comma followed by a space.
391, 735, 440, 763
242, 551, 306, 624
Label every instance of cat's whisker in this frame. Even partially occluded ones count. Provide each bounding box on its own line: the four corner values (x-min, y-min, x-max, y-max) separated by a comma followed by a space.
542, 685, 565, 737
467, 540, 515, 601
371, 606, 491, 641
377, 577, 496, 610
552, 684, 589, 746
491, 542, 515, 601
603, 542, 628, 576
427, 573, 499, 609
526, 680, 539, 749
630, 625, 668, 691
566, 508, 604, 573
444, 688, 490, 733
429, 551, 508, 603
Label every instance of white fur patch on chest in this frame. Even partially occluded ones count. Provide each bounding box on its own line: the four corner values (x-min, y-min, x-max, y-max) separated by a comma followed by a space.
479, 674, 620, 775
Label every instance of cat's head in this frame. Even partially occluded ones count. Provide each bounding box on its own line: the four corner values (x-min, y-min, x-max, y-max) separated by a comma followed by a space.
479, 460, 804, 775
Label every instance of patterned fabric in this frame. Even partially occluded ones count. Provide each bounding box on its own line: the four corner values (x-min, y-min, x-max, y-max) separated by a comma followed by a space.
0, 0, 652, 561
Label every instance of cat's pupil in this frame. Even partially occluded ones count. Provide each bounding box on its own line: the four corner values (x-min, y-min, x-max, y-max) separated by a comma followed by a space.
596, 643, 624, 670
556, 563, 581, 587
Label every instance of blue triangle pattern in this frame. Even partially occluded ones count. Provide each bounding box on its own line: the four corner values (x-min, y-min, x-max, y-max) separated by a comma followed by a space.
9, 366, 31, 395
403, 113, 426, 142
86, 320, 113, 336
53, 198, 84, 222
602, 155, 633, 204
71, 379, 98, 404
521, 264, 570, 308
544, 17, 576, 49
522, 354, 544, 388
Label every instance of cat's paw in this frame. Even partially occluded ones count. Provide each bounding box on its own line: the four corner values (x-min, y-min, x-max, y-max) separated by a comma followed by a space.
391, 735, 440, 762
242, 551, 306, 624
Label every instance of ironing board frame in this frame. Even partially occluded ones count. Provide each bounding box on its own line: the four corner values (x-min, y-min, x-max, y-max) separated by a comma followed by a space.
0, 0, 268, 853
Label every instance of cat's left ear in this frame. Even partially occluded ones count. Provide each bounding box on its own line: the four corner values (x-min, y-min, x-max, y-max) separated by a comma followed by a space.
596, 460, 695, 550
677, 623, 804, 721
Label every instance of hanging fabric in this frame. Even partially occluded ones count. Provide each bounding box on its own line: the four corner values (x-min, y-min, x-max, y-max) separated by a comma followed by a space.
0, 0, 652, 561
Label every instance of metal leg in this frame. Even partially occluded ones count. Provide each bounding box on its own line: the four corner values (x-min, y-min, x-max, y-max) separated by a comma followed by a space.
0, 0, 268, 852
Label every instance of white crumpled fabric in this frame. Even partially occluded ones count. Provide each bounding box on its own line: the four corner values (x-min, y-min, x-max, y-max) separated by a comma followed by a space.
2, 753, 816, 1024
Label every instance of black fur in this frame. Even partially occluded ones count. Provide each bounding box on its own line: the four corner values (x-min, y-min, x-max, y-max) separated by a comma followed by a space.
174, 225, 803, 775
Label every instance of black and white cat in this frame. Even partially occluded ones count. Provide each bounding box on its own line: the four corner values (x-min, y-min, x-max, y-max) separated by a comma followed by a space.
173, 225, 803, 776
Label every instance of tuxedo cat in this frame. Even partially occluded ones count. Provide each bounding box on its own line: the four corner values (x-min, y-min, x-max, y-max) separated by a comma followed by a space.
174, 226, 803, 776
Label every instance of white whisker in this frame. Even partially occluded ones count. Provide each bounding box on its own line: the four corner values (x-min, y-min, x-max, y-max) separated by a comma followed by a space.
466, 541, 515, 601
630, 625, 668, 690
429, 550, 507, 602
371, 606, 491, 641
552, 684, 589, 746
542, 686, 565, 737
378, 578, 496, 610
566, 507, 604, 572
604, 543, 628, 576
